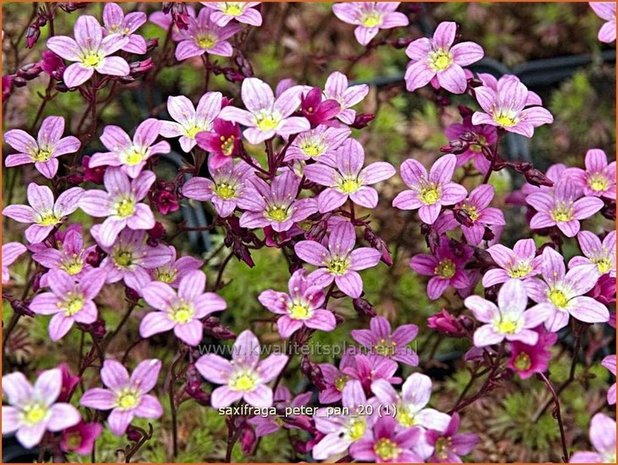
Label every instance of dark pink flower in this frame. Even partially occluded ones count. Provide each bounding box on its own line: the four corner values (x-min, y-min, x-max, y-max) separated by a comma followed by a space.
507, 327, 557, 379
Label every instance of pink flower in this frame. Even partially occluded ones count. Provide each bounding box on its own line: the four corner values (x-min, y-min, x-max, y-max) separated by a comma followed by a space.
140, 270, 226, 346
195, 330, 288, 408
88, 119, 170, 178
342, 354, 401, 393
238, 170, 317, 232
570, 413, 616, 463
4, 116, 81, 178
472, 75, 553, 137
201, 2, 262, 27
258, 269, 336, 338
304, 139, 395, 213
350, 416, 422, 463
371, 373, 451, 431
299, 87, 341, 126
483, 238, 543, 287
454, 184, 505, 245
465, 279, 546, 347
182, 160, 254, 218
392, 154, 467, 224
46, 15, 130, 88
150, 245, 203, 287
525, 247, 609, 332
569, 231, 616, 277
312, 380, 377, 460
332, 2, 409, 46
60, 422, 103, 456
444, 113, 497, 174
32, 226, 96, 285
93, 228, 173, 292
175, 8, 241, 60
426, 413, 479, 463
195, 119, 243, 168
351, 316, 419, 366
295, 221, 381, 298
526, 179, 604, 237
568, 149, 616, 200
2, 242, 27, 284
323, 71, 369, 124
80, 359, 163, 435
160, 93, 223, 152
317, 354, 356, 404
405, 21, 484, 94
29, 268, 106, 341
3, 183, 83, 244
410, 236, 472, 300
284, 124, 351, 162
2, 368, 81, 448
427, 309, 465, 336
589, 2, 616, 43
219, 77, 310, 144
602, 355, 616, 405
80, 168, 156, 247
507, 327, 557, 379
102, 3, 147, 54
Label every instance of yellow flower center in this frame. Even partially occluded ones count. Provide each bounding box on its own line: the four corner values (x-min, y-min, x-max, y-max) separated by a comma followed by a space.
196, 34, 217, 49
116, 389, 140, 410
374, 438, 399, 461
592, 257, 613, 274
114, 197, 136, 218
122, 147, 148, 166
346, 417, 367, 441
429, 49, 453, 71
326, 256, 350, 275
33, 147, 53, 162
81, 51, 104, 68
507, 262, 532, 279
214, 182, 236, 200
551, 205, 574, 223
113, 249, 134, 268
65, 431, 83, 450
61, 255, 84, 275
588, 173, 610, 192
493, 111, 519, 128
21, 403, 48, 425
337, 177, 361, 194
434, 437, 452, 460
229, 371, 258, 392
514, 352, 532, 371
334, 375, 348, 391
255, 112, 281, 131
171, 303, 194, 324
495, 318, 519, 335
461, 202, 480, 222
62, 292, 85, 316
220, 136, 236, 156
37, 211, 61, 226
265, 205, 290, 223
397, 408, 416, 427
223, 2, 244, 15
300, 141, 326, 158
185, 125, 202, 139
374, 338, 397, 357
548, 288, 569, 309
419, 184, 440, 205
154, 267, 177, 283
361, 11, 382, 28
434, 258, 456, 279
288, 302, 313, 320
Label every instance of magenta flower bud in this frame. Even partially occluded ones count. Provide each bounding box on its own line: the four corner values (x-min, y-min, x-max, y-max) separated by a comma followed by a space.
300, 356, 327, 391
31, 273, 42, 293
12, 76, 28, 88
85, 246, 105, 267
58, 3, 88, 13
126, 426, 143, 442
82, 155, 106, 184
440, 139, 467, 154
524, 168, 554, 188
146, 38, 159, 53
240, 426, 256, 454
147, 222, 166, 242
65, 174, 85, 186
125, 286, 140, 302
57, 363, 80, 402
352, 297, 376, 318
17, 63, 43, 81
26, 24, 41, 49
203, 316, 236, 340
149, 181, 180, 215
350, 112, 375, 129
185, 365, 211, 406
427, 309, 465, 336
11, 299, 35, 317
3, 75, 15, 100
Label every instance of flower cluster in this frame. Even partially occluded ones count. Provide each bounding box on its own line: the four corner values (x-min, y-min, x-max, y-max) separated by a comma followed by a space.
1, 2, 614, 463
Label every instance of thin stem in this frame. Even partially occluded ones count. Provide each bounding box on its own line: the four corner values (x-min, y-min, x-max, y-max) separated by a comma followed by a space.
538, 372, 570, 462
214, 252, 234, 290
